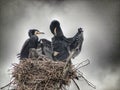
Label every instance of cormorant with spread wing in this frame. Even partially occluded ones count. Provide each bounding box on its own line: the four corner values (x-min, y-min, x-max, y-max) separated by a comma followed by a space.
50, 20, 69, 61
18, 29, 44, 59
50, 20, 84, 61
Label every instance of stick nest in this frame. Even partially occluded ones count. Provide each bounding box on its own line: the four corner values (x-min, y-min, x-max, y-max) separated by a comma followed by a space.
12, 56, 77, 90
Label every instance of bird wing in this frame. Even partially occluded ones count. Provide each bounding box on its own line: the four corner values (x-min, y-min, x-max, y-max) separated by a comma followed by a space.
41, 39, 52, 48
21, 39, 30, 51
40, 39, 53, 59
71, 32, 84, 58
19, 36, 38, 59
17, 38, 30, 58
65, 29, 84, 59
18, 38, 30, 59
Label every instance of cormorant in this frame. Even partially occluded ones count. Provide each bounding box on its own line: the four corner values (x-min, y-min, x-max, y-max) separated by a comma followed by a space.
37, 38, 53, 59
50, 20, 84, 61
18, 29, 44, 60
50, 20, 70, 61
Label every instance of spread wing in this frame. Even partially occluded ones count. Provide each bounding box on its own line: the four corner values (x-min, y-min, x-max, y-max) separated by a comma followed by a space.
71, 32, 84, 58
67, 29, 84, 59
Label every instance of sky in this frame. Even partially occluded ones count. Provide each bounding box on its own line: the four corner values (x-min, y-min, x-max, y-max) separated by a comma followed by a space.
0, 0, 120, 90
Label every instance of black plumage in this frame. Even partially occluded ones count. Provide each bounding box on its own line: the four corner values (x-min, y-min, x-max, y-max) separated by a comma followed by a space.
18, 29, 44, 59
50, 20, 70, 61
68, 28, 84, 58
50, 20, 84, 61
39, 39, 53, 59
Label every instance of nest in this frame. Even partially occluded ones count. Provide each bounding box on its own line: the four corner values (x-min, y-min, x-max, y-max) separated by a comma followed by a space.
11, 56, 77, 90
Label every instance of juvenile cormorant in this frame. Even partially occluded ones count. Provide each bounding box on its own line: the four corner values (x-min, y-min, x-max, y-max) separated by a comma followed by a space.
50, 20, 84, 61
38, 39, 53, 59
19, 29, 44, 59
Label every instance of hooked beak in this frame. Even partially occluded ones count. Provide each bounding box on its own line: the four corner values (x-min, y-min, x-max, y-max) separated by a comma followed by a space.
35, 31, 45, 37
37, 31, 45, 34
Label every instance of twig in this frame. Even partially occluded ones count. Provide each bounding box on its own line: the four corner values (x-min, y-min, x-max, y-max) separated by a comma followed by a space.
0, 80, 13, 90
35, 83, 38, 90
74, 59, 90, 70
59, 51, 75, 88
44, 79, 50, 90
77, 70, 96, 89
72, 79, 80, 90
82, 76, 96, 89
61, 85, 67, 90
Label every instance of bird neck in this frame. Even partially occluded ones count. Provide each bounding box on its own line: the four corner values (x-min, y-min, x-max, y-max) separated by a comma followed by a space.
55, 27, 64, 37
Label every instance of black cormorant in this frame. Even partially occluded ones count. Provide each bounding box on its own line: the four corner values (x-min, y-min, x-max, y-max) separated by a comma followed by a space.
19, 29, 44, 59
50, 20, 84, 61
50, 20, 70, 61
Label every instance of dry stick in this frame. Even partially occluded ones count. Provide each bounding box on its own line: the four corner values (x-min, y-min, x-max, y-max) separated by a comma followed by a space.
8, 78, 14, 90
74, 59, 90, 71
35, 84, 39, 90
77, 70, 96, 89
82, 76, 96, 89
44, 79, 50, 90
77, 69, 83, 77
75, 59, 90, 69
0, 80, 13, 90
72, 79, 80, 90
59, 51, 76, 89
62, 85, 67, 90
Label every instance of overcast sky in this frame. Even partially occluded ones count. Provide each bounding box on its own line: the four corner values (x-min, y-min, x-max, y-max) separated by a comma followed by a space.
0, 0, 120, 90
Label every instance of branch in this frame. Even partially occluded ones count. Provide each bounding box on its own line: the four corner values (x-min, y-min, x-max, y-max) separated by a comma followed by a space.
74, 59, 90, 70
0, 80, 13, 90
59, 50, 76, 88
77, 70, 96, 89
72, 79, 80, 90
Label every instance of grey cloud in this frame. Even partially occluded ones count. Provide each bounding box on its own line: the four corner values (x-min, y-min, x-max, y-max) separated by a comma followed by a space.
0, 0, 120, 90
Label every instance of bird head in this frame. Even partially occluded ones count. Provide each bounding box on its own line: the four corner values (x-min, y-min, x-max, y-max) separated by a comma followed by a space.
28, 29, 44, 37
50, 20, 63, 37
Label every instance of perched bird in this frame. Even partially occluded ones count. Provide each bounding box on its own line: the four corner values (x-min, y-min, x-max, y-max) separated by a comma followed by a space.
50, 20, 84, 61
50, 20, 70, 61
18, 29, 44, 60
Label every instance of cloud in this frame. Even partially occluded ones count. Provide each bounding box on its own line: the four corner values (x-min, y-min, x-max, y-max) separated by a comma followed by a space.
0, 0, 120, 90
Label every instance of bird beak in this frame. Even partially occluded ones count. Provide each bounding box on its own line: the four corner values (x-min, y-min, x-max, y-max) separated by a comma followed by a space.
37, 31, 45, 34
40, 32, 45, 34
